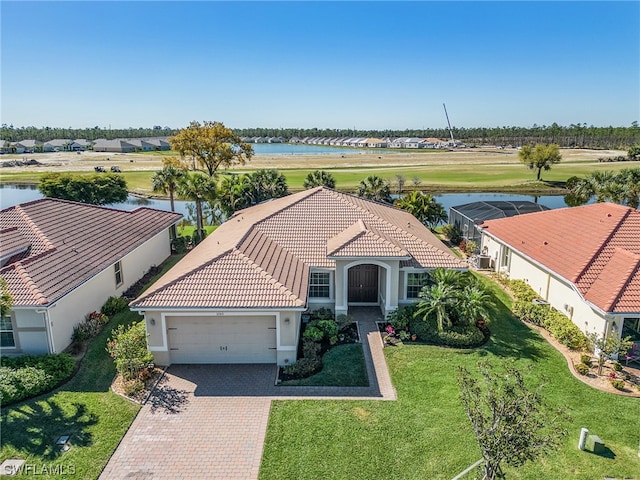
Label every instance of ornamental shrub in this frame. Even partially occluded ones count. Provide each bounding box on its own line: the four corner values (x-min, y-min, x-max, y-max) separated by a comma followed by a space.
310, 307, 334, 321
610, 378, 625, 390
316, 320, 338, 339
106, 321, 153, 381
612, 361, 623, 372
580, 354, 592, 366
543, 310, 587, 350
509, 280, 539, 302
282, 356, 322, 378
72, 311, 109, 342
0, 354, 75, 405
387, 305, 414, 331
101, 296, 129, 317
302, 326, 324, 342
575, 363, 590, 375
335, 314, 353, 332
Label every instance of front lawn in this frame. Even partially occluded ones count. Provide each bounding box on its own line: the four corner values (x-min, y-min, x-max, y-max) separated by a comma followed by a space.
279, 344, 368, 387
0, 310, 142, 479
260, 277, 640, 480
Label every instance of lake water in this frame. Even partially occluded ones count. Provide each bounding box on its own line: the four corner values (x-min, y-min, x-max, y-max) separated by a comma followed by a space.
251, 143, 381, 155
0, 184, 576, 221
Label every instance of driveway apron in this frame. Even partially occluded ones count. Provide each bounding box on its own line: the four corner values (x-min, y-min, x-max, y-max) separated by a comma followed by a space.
100, 311, 394, 479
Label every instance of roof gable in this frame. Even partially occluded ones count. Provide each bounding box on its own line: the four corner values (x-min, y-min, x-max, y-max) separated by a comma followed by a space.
326, 220, 409, 258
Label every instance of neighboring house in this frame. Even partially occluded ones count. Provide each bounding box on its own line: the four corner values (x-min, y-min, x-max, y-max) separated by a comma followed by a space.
479, 202, 640, 346
0, 199, 181, 356
73, 139, 93, 150
145, 138, 171, 150
127, 139, 156, 151
450, 201, 550, 243
93, 139, 136, 153
131, 187, 467, 366
14, 140, 43, 153
44, 139, 82, 152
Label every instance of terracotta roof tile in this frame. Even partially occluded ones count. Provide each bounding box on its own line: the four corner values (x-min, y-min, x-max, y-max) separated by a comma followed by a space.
134, 187, 465, 309
482, 203, 640, 313
1, 199, 181, 306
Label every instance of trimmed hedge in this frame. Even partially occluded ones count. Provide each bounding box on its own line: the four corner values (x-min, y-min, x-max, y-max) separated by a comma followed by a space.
508, 280, 588, 350
405, 305, 485, 348
0, 354, 75, 405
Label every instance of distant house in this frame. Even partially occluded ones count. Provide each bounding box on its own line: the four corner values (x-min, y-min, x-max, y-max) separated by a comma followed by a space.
450, 201, 550, 243
389, 137, 409, 148
44, 139, 82, 152
364, 138, 387, 148
0, 199, 181, 356
479, 202, 640, 347
145, 138, 171, 150
93, 139, 136, 153
14, 140, 43, 153
131, 187, 466, 366
127, 139, 155, 151
74, 139, 93, 150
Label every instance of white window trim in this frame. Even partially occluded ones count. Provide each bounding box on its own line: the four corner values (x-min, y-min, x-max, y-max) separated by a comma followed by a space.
405, 271, 429, 300
0, 314, 17, 349
308, 269, 334, 300
114, 261, 123, 287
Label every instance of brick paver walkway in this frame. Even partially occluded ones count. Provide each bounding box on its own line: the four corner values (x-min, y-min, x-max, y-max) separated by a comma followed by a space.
100, 307, 395, 479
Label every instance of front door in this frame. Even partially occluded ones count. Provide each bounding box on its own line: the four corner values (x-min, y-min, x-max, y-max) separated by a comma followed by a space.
348, 264, 379, 303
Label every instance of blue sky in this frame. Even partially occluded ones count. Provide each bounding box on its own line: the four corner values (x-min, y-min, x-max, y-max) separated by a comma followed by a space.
1, 1, 638, 130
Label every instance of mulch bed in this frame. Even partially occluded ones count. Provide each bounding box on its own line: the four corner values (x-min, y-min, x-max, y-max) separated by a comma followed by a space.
110, 367, 165, 404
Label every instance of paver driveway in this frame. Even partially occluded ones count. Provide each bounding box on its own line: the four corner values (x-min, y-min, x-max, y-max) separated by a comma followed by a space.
100, 312, 394, 480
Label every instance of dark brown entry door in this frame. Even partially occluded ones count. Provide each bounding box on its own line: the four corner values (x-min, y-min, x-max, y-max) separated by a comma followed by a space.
348, 264, 379, 303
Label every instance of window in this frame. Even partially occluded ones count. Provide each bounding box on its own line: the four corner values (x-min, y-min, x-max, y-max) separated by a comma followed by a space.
114, 261, 123, 286
501, 247, 511, 268
0, 316, 15, 348
309, 272, 331, 298
407, 272, 430, 298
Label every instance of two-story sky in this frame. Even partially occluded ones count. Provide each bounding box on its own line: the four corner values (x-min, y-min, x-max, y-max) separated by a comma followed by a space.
1, 1, 638, 130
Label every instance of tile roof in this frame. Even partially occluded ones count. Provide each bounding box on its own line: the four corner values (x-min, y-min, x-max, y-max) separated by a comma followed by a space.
481, 202, 640, 313
0, 199, 181, 306
133, 187, 465, 309
326, 220, 410, 258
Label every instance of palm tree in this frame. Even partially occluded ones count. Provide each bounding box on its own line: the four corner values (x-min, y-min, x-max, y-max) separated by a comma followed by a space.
619, 168, 640, 209
303, 170, 336, 189
356, 175, 392, 203
151, 164, 186, 238
216, 174, 253, 218
458, 282, 494, 327
430, 267, 467, 289
396, 191, 448, 230
415, 283, 456, 332
177, 172, 217, 242
247, 169, 288, 204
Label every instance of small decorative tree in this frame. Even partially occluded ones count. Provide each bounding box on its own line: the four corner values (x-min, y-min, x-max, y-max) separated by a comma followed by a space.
588, 332, 633, 376
458, 361, 568, 480
106, 321, 153, 380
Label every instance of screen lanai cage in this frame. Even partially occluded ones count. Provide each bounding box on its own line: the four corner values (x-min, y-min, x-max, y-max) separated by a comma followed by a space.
448, 201, 550, 243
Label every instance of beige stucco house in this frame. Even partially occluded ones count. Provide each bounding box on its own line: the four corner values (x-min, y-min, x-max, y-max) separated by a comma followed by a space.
131, 187, 466, 367
479, 202, 640, 347
0, 199, 181, 356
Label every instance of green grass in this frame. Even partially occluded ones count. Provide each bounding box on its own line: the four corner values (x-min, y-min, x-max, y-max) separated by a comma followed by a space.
259, 276, 640, 480
2, 160, 638, 195
0, 310, 142, 479
279, 344, 368, 387
176, 225, 217, 238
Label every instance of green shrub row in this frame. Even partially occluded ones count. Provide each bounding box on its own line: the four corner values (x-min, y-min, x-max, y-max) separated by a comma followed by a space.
508, 280, 587, 351
101, 296, 129, 317
0, 354, 75, 405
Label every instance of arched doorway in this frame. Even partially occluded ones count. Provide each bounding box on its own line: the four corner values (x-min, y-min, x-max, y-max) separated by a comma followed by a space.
348, 264, 379, 303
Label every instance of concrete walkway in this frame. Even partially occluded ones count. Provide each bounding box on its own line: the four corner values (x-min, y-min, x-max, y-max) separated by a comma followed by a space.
100, 308, 395, 479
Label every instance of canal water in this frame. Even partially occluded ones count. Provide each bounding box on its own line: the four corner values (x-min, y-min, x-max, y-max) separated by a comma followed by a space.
0, 184, 576, 221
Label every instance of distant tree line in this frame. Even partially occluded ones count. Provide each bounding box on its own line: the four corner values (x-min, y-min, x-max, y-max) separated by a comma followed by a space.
2, 122, 640, 149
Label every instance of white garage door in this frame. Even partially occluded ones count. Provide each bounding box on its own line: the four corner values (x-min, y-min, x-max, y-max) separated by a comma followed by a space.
166, 315, 277, 364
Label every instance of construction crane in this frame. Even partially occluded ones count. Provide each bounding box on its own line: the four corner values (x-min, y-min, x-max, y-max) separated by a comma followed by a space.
442, 103, 455, 145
